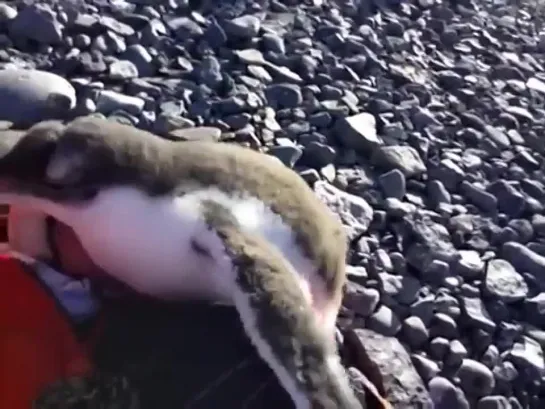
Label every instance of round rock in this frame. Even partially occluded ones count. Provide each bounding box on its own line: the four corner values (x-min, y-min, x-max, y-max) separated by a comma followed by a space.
457, 358, 495, 397
0, 69, 76, 126
428, 376, 469, 409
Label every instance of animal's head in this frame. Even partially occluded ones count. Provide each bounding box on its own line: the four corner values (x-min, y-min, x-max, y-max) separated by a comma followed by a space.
0, 116, 170, 263
0, 121, 62, 193
0, 116, 168, 203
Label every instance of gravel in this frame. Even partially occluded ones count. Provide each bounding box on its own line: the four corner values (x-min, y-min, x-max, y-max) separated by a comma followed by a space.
2, 0, 545, 407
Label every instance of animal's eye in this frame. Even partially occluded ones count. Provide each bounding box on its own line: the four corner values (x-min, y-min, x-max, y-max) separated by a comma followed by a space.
45, 146, 86, 187
80, 186, 99, 200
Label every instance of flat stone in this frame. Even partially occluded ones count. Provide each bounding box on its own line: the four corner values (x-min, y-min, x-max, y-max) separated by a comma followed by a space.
346, 328, 432, 408
372, 145, 427, 178
168, 126, 222, 142
96, 90, 145, 116
460, 295, 496, 333
506, 335, 545, 379
501, 242, 545, 290
484, 259, 528, 303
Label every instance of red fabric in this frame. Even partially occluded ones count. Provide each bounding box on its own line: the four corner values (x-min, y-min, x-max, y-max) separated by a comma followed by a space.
0, 255, 101, 409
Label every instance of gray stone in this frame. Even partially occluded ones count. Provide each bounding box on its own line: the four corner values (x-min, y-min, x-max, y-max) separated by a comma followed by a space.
501, 242, 545, 290
0, 69, 76, 126
428, 376, 470, 409
348, 328, 432, 408
9, 3, 63, 45
455, 250, 485, 279
335, 112, 382, 153
224, 15, 261, 39
429, 337, 450, 361
477, 395, 511, 409
460, 295, 496, 333
460, 181, 498, 212
484, 259, 529, 303
457, 359, 495, 397
267, 146, 303, 168
378, 169, 406, 199
343, 282, 379, 318
430, 312, 458, 339
411, 354, 440, 381
168, 127, 222, 142
0, 3, 17, 22
372, 145, 427, 178
109, 60, 139, 80
313, 181, 374, 241
96, 90, 145, 116
405, 216, 459, 272
367, 305, 402, 336
445, 339, 467, 368
264, 83, 302, 109
402, 316, 429, 349
506, 335, 545, 379
380, 273, 421, 305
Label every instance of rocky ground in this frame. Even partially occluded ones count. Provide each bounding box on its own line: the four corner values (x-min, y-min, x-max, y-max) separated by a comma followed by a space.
1, 0, 545, 408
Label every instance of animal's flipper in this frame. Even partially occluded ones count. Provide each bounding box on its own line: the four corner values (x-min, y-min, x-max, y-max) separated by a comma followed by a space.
201, 201, 364, 409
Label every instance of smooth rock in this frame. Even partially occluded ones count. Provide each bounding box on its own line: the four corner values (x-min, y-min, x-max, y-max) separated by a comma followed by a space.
367, 305, 402, 336
457, 359, 495, 397
0, 69, 76, 126
429, 376, 470, 409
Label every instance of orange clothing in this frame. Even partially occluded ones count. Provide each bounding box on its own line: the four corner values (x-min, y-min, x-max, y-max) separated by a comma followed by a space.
0, 255, 100, 409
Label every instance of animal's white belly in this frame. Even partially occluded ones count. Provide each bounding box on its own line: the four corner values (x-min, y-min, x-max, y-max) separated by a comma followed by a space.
64, 186, 319, 303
